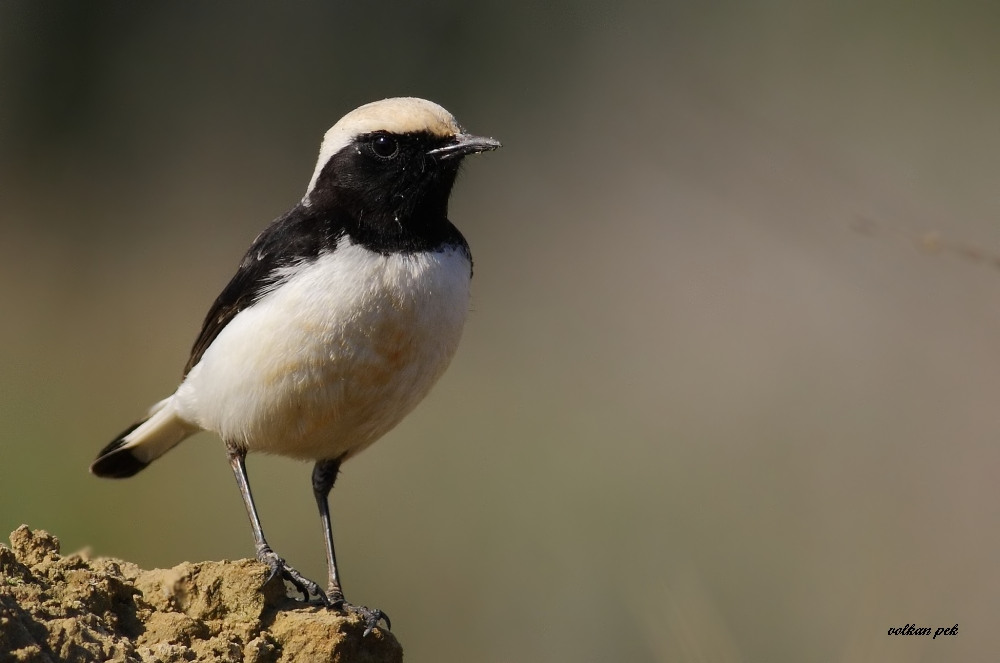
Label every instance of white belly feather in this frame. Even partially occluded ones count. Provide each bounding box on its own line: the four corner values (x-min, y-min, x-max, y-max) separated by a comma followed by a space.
174, 238, 471, 460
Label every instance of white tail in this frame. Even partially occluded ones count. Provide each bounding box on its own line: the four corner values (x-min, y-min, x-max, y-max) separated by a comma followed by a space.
91, 397, 199, 478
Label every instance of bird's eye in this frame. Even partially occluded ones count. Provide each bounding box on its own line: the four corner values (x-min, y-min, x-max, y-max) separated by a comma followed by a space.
370, 134, 399, 159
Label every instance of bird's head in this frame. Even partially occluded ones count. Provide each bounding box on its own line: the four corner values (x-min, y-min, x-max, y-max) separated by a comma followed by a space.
302, 98, 500, 227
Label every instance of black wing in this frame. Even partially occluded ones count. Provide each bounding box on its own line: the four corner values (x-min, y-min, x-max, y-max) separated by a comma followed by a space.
183, 206, 344, 375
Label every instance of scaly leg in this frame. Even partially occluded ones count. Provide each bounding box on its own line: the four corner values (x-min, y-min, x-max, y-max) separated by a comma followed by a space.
313, 458, 390, 635
227, 443, 326, 603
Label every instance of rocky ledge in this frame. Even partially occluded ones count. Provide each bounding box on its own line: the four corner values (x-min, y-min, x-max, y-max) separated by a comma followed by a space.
0, 526, 402, 662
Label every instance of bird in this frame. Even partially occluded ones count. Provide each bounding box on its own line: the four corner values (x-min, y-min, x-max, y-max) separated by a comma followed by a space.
90, 97, 500, 635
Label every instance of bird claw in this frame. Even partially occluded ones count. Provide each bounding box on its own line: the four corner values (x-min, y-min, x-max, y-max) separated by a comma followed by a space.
330, 597, 391, 636
257, 545, 328, 604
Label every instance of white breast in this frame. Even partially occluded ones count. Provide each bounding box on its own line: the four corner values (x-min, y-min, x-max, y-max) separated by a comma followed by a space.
174, 238, 471, 460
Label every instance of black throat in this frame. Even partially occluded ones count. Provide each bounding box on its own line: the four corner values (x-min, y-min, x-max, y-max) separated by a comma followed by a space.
305, 131, 468, 255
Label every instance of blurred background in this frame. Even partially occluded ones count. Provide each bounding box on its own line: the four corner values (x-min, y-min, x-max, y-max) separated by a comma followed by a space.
2, 2, 999, 661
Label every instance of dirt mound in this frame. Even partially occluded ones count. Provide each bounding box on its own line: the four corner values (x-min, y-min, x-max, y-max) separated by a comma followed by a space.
0, 526, 402, 662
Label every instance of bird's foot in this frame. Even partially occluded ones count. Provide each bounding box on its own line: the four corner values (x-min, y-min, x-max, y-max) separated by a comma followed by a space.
328, 591, 391, 636
256, 544, 328, 604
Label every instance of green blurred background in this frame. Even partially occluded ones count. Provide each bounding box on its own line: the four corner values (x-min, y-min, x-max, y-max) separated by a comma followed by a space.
3, 2, 1000, 661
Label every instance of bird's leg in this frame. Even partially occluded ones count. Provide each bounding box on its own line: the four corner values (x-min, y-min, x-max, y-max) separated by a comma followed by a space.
226, 443, 327, 604
313, 458, 390, 635
312, 458, 345, 602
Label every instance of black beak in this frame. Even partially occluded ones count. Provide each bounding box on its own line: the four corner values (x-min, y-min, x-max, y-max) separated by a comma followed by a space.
427, 133, 502, 161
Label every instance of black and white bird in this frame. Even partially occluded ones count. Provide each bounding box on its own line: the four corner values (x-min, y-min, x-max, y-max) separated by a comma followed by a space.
90, 97, 500, 634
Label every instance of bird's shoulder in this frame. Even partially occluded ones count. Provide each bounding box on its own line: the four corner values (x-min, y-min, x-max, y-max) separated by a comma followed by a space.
183, 206, 343, 375
183, 198, 473, 377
